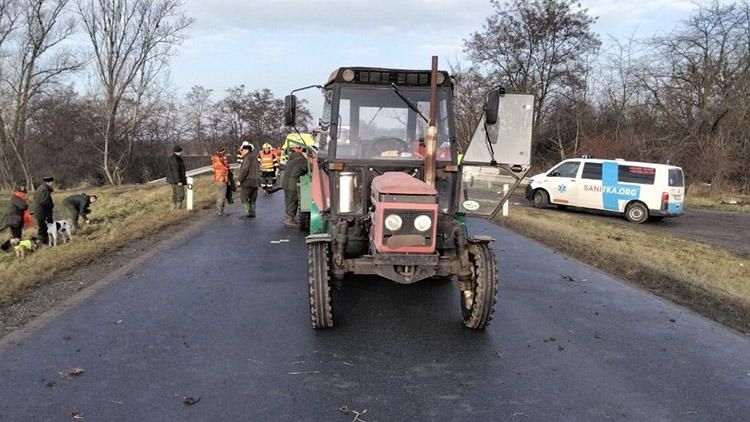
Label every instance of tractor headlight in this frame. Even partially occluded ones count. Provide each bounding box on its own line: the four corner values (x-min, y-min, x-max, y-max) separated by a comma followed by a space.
384, 214, 403, 231
414, 215, 432, 232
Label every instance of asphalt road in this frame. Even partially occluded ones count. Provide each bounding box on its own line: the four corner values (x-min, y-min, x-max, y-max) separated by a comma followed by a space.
1, 193, 749, 421
510, 194, 750, 254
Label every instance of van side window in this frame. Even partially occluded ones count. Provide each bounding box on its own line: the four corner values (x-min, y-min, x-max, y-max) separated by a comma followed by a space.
668, 169, 684, 187
581, 162, 602, 180
618, 165, 656, 184
549, 161, 580, 178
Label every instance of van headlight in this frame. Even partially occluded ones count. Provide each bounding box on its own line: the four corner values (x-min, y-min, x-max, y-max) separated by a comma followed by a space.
385, 214, 403, 231
413, 214, 432, 232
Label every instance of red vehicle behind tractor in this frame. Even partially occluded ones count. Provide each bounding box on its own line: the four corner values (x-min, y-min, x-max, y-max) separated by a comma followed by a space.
285, 57, 534, 329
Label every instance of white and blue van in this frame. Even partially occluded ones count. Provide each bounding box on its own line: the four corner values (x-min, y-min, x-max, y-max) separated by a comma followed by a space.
524, 158, 685, 223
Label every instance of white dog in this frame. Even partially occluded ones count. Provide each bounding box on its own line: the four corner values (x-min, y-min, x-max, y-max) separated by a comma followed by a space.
47, 220, 72, 246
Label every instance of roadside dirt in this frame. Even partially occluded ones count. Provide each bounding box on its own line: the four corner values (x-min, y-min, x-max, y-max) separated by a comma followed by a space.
510, 195, 750, 256
0, 210, 212, 341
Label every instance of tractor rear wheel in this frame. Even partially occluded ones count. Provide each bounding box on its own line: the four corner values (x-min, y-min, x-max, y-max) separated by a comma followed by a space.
308, 242, 333, 328
460, 242, 499, 330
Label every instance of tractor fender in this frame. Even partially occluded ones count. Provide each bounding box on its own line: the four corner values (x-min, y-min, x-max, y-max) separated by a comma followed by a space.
306, 233, 333, 244
468, 235, 495, 244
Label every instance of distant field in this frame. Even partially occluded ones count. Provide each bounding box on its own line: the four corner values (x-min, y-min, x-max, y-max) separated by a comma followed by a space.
0, 177, 216, 305
496, 206, 750, 334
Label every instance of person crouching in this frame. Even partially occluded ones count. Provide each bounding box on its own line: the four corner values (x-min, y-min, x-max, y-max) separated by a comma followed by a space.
63, 193, 98, 228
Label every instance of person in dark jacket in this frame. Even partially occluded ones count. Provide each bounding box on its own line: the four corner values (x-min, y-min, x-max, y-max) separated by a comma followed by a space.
34, 176, 55, 244
62, 193, 97, 228
226, 169, 236, 205
236, 144, 260, 218
166, 145, 187, 210
282, 147, 309, 227
1, 185, 34, 251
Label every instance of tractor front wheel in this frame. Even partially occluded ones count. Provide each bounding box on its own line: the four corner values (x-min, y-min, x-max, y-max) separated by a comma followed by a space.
460, 242, 499, 330
299, 211, 311, 232
308, 242, 333, 328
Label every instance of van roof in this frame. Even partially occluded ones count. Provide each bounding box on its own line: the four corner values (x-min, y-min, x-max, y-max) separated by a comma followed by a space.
560, 158, 682, 170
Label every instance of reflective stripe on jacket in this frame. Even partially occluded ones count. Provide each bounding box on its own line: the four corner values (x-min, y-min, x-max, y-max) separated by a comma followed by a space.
258, 151, 277, 171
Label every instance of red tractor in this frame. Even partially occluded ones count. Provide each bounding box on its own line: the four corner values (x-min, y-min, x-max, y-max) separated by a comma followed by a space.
285, 58, 534, 329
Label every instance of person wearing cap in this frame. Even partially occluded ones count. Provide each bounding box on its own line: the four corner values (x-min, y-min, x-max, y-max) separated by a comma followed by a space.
34, 176, 55, 244
62, 193, 98, 228
281, 146, 309, 227
166, 145, 187, 210
211, 147, 231, 215
236, 144, 260, 218
0, 185, 34, 251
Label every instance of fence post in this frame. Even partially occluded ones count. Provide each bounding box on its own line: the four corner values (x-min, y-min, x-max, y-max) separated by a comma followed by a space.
187, 176, 194, 210
503, 184, 509, 216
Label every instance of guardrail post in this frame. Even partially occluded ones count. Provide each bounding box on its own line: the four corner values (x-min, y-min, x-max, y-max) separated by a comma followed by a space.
187, 176, 194, 210
503, 184, 509, 216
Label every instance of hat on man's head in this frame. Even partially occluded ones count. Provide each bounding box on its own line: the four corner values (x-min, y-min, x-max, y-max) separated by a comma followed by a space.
217, 147, 226, 154
14, 184, 26, 193
43, 176, 54, 183
242, 144, 254, 152
173, 145, 183, 153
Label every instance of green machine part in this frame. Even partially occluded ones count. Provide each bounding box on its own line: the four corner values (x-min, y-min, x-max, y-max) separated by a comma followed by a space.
298, 173, 326, 234
299, 174, 312, 212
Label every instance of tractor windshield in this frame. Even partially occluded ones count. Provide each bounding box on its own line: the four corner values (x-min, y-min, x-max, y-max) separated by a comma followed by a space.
334, 87, 452, 161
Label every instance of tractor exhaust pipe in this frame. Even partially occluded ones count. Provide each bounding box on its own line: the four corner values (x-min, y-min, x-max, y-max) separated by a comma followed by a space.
424, 56, 438, 188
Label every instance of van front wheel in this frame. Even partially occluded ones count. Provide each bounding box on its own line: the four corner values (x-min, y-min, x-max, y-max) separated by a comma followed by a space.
626, 202, 649, 224
532, 190, 549, 208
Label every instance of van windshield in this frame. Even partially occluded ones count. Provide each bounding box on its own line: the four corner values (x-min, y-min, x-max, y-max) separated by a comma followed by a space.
668, 169, 684, 187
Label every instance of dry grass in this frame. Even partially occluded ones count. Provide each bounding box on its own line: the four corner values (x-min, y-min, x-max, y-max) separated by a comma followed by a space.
0, 177, 216, 305
497, 207, 750, 334
685, 184, 750, 213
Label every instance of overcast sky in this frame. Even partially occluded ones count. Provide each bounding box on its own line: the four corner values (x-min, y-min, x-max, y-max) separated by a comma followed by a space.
169, 0, 706, 119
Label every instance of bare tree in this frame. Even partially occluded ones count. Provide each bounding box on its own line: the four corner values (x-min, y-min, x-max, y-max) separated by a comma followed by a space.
637, 1, 750, 187
216, 85, 249, 151
215, 86, 311, 153
464, 0, 601, 134
0, 0, 80, 189
75, 0, 193, 184
449, 62, 490, 152
0, 0, 21, 188
182, 85, 213, 154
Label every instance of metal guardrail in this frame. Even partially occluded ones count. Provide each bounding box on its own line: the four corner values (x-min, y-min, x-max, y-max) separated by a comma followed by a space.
151, 163, 240, 210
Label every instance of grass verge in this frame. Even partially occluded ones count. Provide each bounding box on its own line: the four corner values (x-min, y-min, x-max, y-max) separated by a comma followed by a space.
685, 195, 750, 213
496, 207, 750, 334
0, 177, 216, 306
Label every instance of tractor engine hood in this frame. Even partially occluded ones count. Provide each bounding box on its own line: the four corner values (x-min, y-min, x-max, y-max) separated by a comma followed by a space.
371, 172, 437, 196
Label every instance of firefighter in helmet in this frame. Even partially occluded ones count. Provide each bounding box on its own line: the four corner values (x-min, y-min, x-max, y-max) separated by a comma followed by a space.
258, 142, 278, 195
237, 140, 253, 164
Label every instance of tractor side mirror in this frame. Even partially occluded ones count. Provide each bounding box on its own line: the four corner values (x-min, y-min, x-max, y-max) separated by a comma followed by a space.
284, 95, 297, 126
484, 88, 503, 125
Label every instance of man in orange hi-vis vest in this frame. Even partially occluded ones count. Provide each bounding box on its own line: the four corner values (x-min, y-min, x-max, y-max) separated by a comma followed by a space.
258, 143, 278, 195
211, 147, 230, 215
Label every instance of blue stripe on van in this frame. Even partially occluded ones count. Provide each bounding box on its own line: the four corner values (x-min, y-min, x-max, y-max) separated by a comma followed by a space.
667, 202, 682, 214
602, 162, 641, 211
